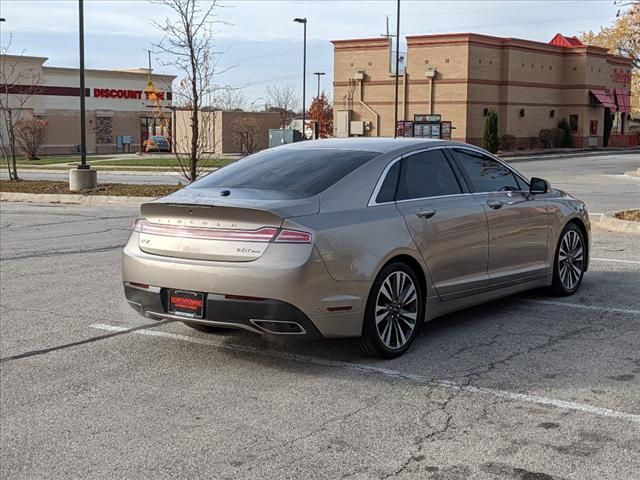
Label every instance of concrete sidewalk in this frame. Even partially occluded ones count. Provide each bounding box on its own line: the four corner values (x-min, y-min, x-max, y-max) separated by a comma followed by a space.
501, 146, 640, 162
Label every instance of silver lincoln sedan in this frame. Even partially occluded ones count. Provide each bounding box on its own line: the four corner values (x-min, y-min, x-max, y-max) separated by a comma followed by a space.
122, 138, 590, 358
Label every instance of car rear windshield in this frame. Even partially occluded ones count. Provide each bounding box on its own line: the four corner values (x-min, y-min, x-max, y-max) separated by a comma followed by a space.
191, 148, 379, 197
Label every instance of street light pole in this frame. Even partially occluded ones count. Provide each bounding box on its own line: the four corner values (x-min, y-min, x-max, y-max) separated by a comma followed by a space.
394, 0, 401, 138
69, 0, 97, 190
294, 18, 307, 138
78, 0, 87, 168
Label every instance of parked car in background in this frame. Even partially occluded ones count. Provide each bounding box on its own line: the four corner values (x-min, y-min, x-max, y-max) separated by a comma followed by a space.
144, 135, 170, 152
122, 138, 590, 358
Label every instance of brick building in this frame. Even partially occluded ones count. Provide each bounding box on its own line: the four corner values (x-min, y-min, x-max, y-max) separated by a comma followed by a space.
1, 54, 175, 155
173, 110, 281, 155
332, 33, 634, 148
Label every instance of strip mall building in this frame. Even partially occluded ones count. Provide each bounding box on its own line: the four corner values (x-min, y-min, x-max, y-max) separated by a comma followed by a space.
332, 33, 634, 148
1, 54, 175, 155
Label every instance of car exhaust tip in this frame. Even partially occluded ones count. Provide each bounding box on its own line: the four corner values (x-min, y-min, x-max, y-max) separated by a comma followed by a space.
249, 319, 306, 335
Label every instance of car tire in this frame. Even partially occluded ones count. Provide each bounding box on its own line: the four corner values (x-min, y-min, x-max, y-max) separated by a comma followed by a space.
182, 322, 230, 334
550, 223, 586, 296
354, 262, 424, 358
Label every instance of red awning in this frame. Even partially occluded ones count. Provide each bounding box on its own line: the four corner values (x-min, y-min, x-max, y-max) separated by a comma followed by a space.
615, 90, 631, 113
589, 89, 616, 109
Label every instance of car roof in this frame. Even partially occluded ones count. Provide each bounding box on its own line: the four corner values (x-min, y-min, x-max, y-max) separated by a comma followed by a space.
277, 137, 473, 155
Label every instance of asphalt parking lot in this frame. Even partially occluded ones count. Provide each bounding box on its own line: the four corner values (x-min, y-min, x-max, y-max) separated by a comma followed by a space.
1, 153, 639, 479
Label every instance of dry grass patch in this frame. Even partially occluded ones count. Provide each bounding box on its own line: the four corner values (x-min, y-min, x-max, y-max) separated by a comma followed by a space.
0, 180, 181, 197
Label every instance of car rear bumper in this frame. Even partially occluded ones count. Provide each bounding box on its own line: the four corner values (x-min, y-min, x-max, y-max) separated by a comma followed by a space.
124, 283, 324, 338
122, 232, 369, 338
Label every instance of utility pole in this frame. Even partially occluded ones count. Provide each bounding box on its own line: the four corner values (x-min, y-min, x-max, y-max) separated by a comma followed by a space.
313, 72, 325, 139
313, 72, 325, 99
393, 0, 401, 138
294, 18, 308, 138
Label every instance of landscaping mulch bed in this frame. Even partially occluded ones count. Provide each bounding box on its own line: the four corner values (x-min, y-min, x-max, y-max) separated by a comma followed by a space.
614, 209, 640, 222
0, 180, 181, 197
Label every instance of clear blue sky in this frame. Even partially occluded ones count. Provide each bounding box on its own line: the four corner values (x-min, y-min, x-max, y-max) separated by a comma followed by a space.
0, 0, 621, 109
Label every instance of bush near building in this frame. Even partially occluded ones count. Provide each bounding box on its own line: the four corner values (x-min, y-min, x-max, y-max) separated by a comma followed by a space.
499, 134, 515, 151
483, 110, 499, 153
538, 129, 552, 148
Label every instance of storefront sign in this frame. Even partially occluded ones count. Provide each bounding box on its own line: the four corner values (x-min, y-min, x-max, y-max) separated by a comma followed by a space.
93, 88, 167, 100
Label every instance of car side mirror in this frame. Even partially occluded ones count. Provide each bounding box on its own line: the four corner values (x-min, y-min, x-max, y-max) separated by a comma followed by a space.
529, 177, 550, 194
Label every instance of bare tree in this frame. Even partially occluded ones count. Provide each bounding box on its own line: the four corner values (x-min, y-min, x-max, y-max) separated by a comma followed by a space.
265, 84, 298, 129
232, 118, 258, 156
213, 86, 246, 111
0, 37, 43, 181
15, 117, 47, 160
152, 0, 225, 182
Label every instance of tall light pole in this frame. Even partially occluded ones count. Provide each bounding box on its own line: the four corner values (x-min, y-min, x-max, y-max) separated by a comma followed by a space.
313, 72, 325, 99
78, 0, 87, 168
393, 0, 401, 138
70, 0, 97, 190
294, 18, 307, 138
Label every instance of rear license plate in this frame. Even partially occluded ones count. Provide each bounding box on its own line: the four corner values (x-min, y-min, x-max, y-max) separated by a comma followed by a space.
169, 290, 205, 318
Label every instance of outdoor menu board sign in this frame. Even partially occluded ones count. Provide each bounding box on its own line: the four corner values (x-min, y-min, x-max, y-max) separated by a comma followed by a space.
397, 116, 451, 139
441, 121, 452, 140
396, 121, 414, 137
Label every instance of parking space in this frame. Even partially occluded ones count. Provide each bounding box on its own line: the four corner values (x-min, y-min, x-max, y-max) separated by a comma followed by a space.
1, 152, 639, 479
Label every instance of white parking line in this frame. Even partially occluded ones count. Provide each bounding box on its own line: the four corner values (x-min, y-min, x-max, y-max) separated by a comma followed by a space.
524, 299, 640, 316
91, 323, 640, 424
591, 257, 640, 265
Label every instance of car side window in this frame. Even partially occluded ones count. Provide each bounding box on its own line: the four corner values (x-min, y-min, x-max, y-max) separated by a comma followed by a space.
451, 149, 520, 192
375, 161, 400, 203
396, 150, 462, 201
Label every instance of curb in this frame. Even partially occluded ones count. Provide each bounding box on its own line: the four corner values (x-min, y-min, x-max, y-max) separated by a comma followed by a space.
15, 168, 183, 175
501, 148, 640, 162
624, 169, 640, 179
592, 210, 640, 235
0, 192, 154, 205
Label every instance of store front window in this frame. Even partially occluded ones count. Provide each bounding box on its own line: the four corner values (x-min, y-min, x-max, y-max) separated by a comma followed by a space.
611, 112, 624, 134
140, 117, 171, 148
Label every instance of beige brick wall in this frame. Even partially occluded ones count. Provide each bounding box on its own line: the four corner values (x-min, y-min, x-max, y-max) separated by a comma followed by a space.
174, 110, 280, 155
218, 111, 281, 154
332, 33, 633, 147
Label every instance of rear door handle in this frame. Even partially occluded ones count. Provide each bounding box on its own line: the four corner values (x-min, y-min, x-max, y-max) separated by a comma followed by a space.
487, 200, 504, 210
415, 208, 436, 219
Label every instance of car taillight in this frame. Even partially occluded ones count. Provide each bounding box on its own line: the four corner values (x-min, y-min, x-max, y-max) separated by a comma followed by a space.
274, 229, 313, 243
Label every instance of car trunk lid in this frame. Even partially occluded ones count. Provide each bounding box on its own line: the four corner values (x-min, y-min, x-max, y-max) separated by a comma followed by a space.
137, 188, 318, 262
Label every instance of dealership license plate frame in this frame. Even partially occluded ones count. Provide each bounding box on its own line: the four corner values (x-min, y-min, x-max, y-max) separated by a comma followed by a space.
168, 289, 206, 319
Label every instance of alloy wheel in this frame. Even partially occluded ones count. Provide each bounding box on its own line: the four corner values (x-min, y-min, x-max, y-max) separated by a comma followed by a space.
375, 271, 418, 350
558, 229, 584, 291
